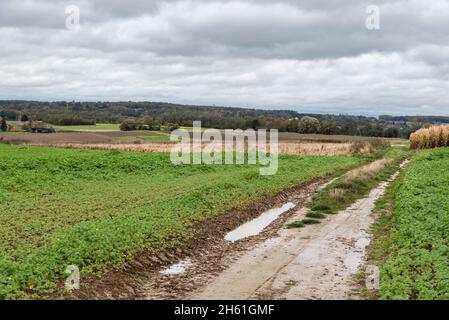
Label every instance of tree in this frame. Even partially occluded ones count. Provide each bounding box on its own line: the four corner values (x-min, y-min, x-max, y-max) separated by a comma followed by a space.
245, 118, 260, 130
163, 123, 180, 131
319, 120, 338, 135
0, 117, 7, 132
342, 119, 358, 136
383, 127, 400, 138
119, 119, 136, 131
28, 119, 34, 132
298, 116, 320, 134
141, 115, 153, 130
286, 119, 299, 132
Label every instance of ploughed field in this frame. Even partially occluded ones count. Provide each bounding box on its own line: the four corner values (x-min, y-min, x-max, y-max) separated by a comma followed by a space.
0, 130, 171, 145
0, 144, 360, 298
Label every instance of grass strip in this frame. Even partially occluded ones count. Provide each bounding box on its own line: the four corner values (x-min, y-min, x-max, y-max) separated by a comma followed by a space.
287, 147, 412, 229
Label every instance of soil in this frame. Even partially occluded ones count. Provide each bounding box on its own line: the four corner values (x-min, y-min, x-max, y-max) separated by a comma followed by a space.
0, 132, 113, 144
0, 131, 167, 145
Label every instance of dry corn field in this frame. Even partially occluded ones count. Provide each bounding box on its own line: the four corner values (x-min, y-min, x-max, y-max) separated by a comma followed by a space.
410, 125, 449, 149
30, 142, 363, 156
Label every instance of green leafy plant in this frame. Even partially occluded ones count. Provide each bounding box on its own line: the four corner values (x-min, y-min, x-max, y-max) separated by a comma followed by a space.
379, 148, 449, 300
0, 144, 359, 298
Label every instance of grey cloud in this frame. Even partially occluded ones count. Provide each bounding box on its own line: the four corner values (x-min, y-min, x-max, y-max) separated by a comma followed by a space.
0, 0, 448, 115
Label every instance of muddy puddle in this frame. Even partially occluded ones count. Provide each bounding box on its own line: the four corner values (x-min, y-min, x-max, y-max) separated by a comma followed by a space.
224, 202, 295, 242
344, 236, 370, 273
160, 259, 192, 276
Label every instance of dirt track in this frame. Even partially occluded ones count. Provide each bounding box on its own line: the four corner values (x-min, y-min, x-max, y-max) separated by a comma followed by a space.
143, 161, 407, 300
191, 188, 384, 300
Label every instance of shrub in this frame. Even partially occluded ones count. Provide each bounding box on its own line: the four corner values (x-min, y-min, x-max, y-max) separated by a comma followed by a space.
119, 119, 137, 131
301, 219, 321, 225
287, 221, 305, 229
306, 211, 326, 219
311, 204, 331, 211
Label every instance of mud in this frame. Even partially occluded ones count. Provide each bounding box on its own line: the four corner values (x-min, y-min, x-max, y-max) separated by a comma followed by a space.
224, 202, 295, 242
190, 160, 409, 300
160, 259, 193, 276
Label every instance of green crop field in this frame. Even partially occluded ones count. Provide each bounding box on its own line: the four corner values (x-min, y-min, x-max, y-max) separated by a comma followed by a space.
54, 123, 120, 132
114, 134, 171, 143
0, 144, 360, 298
380, 148, 449, 299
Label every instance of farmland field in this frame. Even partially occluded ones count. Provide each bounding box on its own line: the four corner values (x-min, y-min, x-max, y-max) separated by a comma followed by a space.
53, 123, 120, 132
277, 132, 404, 143
114, 134, 171, 143
379, 148, 449, 299
0, 144, 361, 298
0, 130, 170, 145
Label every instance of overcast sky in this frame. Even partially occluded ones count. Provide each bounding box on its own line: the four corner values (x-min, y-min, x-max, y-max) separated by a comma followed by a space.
1, 0, 448, 115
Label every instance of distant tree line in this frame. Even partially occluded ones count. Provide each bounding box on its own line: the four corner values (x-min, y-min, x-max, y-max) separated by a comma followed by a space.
0, 100, 436, 138
119, 116, 179, 132
45, 115, 96, 126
